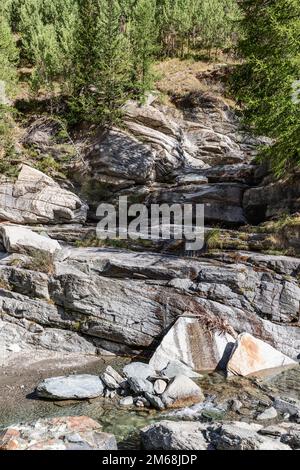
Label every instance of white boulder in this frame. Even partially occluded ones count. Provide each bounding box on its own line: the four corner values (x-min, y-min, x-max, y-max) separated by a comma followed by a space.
149, 316, 236, 373
227, 333, 297, 377
0, 225, 61, 255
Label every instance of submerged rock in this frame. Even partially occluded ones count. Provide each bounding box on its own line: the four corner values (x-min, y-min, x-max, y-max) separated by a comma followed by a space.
36, 374, 104, 400
119, 396, 134, 406
0, 416, 117, 450
227, 333, 297, 377
161, 374, 204, 409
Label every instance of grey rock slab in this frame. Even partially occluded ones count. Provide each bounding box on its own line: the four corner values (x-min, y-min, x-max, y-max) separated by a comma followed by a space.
161, 360, 202, 379
100, 372, 120, 390
123, 362, 155, 380
128, 376, 154, 395
259, 423, 300, 449
144, 392, 165, 411
100, 366, 125, 389
243, 171, 300, 224
86, 129, 155, 184
36, 374, 104, 400
273, 397, 300, 417
211, 422, 265, 451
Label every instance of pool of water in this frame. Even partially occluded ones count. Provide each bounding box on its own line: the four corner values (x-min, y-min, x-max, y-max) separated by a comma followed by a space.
0, 359, 299, 449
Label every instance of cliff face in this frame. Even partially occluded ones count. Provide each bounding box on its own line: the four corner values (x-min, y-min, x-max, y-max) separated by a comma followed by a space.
0, 64, 299, 367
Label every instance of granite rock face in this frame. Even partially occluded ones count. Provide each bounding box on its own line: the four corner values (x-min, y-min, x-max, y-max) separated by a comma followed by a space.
0, 86, 299, 365
0, 247, 299, 360
0, 416, 117, 450
0, 165, 87, 224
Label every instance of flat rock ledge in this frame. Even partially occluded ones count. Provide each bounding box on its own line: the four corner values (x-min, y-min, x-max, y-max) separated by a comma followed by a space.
36, 374, 104, 400
141, 420, 298, 450
0, 416, 117, 450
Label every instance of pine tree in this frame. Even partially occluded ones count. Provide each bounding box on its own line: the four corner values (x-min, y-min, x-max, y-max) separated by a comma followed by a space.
70, 0, 131, 125
233, 0, 300, 174
130, 0, 157, 94
0, 10, 18, 168
19, 0, 77, 110
0, 11, 18, 97
97, 0, 132, 124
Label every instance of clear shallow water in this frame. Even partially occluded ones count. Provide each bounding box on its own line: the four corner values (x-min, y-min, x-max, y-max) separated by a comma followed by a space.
0, 361, 299, 449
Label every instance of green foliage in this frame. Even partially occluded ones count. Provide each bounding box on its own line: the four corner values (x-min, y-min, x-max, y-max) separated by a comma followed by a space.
156, 0, 239, 58
233, 0, 300, 175
0, 13, 18, 94
19, 0, 77, 105
130, 0, 158, 95
69, 0, 132, 125
2, 0, 240, 126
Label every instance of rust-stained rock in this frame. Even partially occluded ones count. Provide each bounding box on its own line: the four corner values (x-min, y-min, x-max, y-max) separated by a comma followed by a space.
0, 416, 117, 450
227, 333, 297, 377
149, 316, 236, 373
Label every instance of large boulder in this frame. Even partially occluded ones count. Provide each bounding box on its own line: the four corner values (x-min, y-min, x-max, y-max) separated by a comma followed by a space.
141, 420, 209, 450
0, 165, 87, 224
227, 333, 297, 377
0, 416, 117, 450
149, 316, 236, 373
161, 375, 204, 408
36, 374, 104, 400
0, 225, 61, 255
